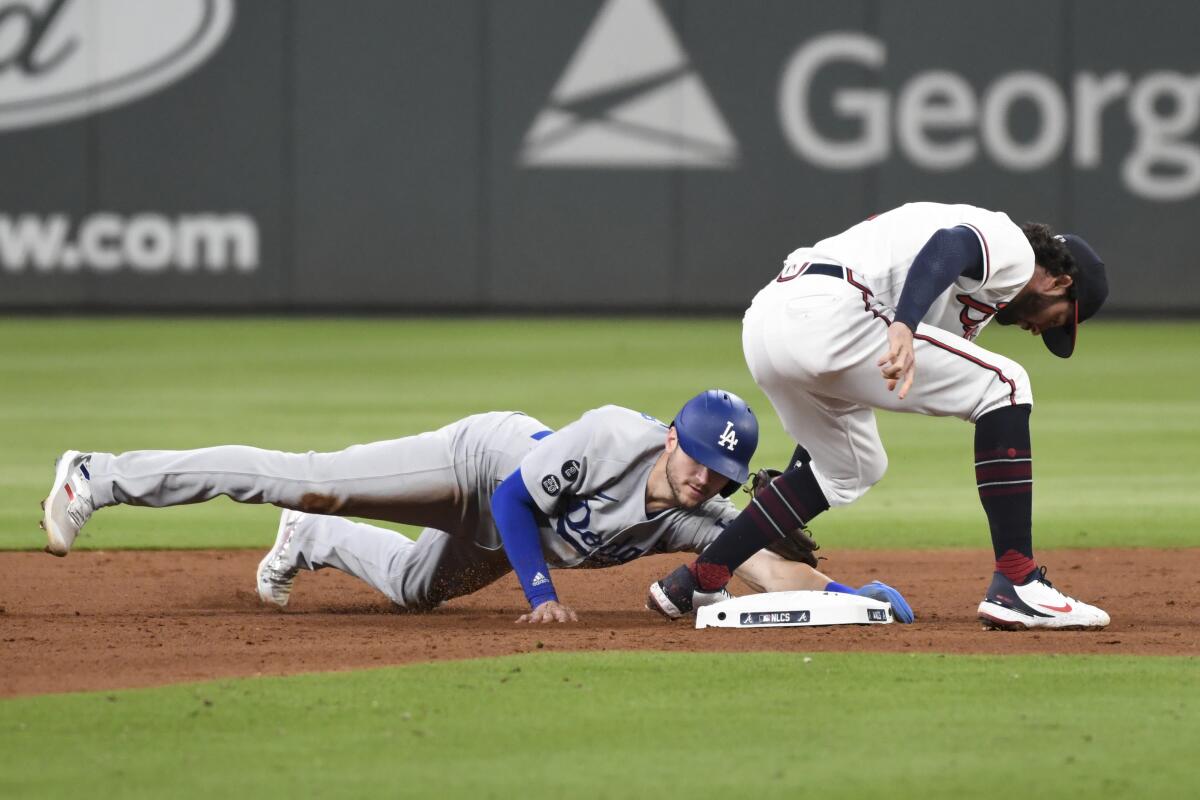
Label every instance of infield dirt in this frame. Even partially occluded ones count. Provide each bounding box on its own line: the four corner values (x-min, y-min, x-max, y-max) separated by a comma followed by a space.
2, 548, 1196, 697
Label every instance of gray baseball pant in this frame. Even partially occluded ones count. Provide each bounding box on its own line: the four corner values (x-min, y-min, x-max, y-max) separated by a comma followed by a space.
86, 413, 544, 609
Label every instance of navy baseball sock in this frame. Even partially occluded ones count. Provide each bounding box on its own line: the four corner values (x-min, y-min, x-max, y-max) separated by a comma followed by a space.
692, 463, 830, 590
975, 404, 1038, 582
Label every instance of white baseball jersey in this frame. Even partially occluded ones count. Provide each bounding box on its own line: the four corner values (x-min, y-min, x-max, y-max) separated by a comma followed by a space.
744, 202, 1036, 511
519, 405, 739, 568
795, 202, 1034, 340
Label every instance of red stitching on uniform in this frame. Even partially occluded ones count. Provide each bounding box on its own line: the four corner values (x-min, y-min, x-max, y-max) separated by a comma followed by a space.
912, 332, 1019, 406
840, 266, 1019, 407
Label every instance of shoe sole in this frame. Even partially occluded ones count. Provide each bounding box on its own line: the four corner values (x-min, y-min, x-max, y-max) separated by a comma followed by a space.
256, 511, 300, 608
646, 582, 682, 620
40, 450, 81, 557
978, 607, 1106, 631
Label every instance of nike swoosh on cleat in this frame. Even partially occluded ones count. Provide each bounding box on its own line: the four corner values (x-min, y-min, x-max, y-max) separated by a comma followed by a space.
1038, 602, 1073, 613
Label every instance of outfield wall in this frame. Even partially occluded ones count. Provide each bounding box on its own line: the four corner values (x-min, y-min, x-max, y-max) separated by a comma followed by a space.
1, 0, 1197, 312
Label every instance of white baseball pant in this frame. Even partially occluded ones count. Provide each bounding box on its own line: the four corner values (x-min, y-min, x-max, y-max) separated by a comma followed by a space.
743, 261, 1032, 508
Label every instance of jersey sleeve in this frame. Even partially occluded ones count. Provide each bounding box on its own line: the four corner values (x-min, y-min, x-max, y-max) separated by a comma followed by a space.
953, 207, 1036, 303
518, 406, 660, 515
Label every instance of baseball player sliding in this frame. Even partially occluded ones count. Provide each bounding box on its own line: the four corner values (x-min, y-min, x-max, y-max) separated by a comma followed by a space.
648, 203, 1110, 631
38, 390, 913, 623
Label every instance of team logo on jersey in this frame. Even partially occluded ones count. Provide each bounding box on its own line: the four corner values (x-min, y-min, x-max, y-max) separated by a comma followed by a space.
561, 460, 581, 481
956, 293, 999, 340
518, 0, 738, 168
541, 474, 562, 495
717, 420, 739, 451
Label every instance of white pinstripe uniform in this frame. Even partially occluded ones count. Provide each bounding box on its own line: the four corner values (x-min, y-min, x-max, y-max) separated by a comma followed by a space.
742, 202, 1035, 507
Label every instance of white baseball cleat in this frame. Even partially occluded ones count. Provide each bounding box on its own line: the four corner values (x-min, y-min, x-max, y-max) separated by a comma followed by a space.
256, 510, 307, 608
40, 450, 95, 557
978, 566, 1110, 630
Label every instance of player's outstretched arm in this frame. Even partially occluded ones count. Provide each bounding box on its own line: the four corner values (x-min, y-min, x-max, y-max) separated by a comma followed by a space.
735, 549, 830, 592
493, 469, 580, 624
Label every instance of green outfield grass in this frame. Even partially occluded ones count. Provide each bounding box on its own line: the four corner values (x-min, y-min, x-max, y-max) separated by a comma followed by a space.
1, 651, 1197, 799
1, 318, 1197, 551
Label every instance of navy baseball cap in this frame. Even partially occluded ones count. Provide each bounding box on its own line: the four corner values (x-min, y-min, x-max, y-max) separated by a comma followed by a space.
1043, 234, 1109, 359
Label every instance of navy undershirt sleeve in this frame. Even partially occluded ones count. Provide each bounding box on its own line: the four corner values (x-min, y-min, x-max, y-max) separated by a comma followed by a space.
894, 226, 985, 331
493, 468, 559, 609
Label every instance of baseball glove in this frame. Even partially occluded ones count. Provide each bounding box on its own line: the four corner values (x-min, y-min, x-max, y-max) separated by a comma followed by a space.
745, 468, 821, 567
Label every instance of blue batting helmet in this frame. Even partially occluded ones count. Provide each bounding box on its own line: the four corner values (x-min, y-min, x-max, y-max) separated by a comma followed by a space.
672, 389, 759, 496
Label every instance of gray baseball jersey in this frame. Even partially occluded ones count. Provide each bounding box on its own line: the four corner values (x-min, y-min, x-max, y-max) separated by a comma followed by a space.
83, 407, 737, 610
518, 405, 738, 568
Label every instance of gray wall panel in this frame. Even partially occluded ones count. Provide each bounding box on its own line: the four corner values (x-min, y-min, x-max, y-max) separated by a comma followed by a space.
486, 0, 675, 308
292, 0, 483, 306
89, 0, 287, 306
0, 0, 1196, 312
0, 124, 92, 304
875, 1, 1070, 222
678, 1, 876, 305
1068, 0, 1200, 311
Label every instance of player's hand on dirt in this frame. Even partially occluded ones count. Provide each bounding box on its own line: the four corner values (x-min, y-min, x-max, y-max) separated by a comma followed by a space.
878, 321, 916, 399
516, 599, 579, 624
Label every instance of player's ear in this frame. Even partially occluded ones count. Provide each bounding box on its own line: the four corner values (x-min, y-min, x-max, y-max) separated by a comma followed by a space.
665, 425, 679, 453
1051, 272, 1074, 294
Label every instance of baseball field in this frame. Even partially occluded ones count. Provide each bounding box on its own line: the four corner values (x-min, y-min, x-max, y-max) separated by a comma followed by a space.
1, 317, 1197, 798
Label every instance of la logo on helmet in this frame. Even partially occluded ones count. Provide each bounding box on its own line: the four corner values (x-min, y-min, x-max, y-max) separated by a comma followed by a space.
717, 421, 739, 451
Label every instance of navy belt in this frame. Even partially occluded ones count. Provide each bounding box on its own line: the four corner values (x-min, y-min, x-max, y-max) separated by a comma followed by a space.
775, 261, 871, 296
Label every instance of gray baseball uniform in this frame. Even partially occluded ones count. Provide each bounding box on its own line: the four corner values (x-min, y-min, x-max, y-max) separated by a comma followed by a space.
85, 407, 738, 609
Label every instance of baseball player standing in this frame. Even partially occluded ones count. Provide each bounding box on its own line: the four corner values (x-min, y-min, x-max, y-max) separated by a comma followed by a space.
39, 390, 913, 623
647, 203, 1109, 630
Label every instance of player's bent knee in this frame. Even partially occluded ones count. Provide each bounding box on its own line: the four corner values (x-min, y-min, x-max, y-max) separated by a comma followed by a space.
819, 451, 886, 506
862, 450, 888, 493
971, 359, 1032, 420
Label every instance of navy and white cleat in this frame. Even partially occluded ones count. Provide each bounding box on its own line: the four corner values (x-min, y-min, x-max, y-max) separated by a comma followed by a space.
978, 566, 1109, 630
646, 564, 732, 620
